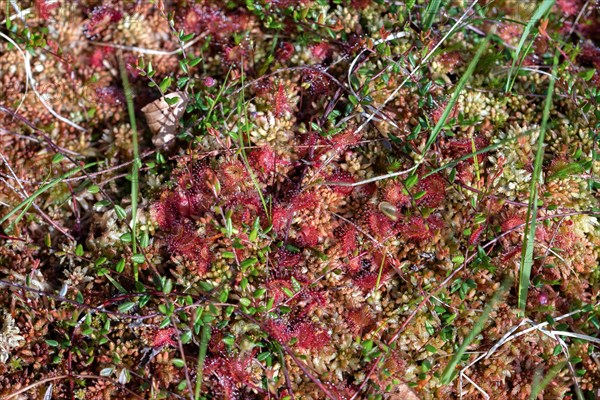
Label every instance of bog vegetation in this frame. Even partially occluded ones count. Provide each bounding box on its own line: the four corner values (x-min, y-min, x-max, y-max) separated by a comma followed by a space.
0, 0, 599, 399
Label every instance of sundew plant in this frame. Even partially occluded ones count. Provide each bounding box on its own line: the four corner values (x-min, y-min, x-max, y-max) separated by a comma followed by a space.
0, 0, 599, 399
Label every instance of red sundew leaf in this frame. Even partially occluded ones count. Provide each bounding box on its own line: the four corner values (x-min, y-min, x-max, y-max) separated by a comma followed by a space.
83, 6, 123, 39
501, 245, 522, 262
400, 215, 433, 241
556, 0, 581, 17
228, 195, 262, 226
352, 270, 379, 292
265, 318, 293, 343
90, 47, 114, 69
182, 4, 250, 39
345, 306, 374, 336
350, 0, 373, 9
204, 352, 256, 398
353, 182, 377, 202
577, 42, 600, 70
437, 51, 464, 70
167, 227, 211, 274
431, 101, 458, 125
297, 224, 320, 247
35, 0, 60, 19
415, 173, 446, 208
326, 171, 355, 196
365, 209, 396, 239
219, 160, 248, 192
271, 205, 291, 233
446, 137, 489, 163
94, 86, 125, 106
276, 42, 295, 62
277, 249, 303, 269
294, 322, 330, 350
534, 225, 550, 242
302, 66, 332, 96
152, 190, 206, 229
501, 216, 525, 233
310, 42, 333, 61
223, 44, 250, 68
267, 279, 294, 305
151, 328, 176, 348
383, 181, 411, 208
289, 192, 317, 212
248, 146, 277, 176
274, 82, 291, 118
328, 130, 361, 152
335, 226, 358, 255
469, 225, 485, 245
426, 214, 445, 231
152, 191, 180, 230
294, 289, 327, 319
207, 329, 227, 354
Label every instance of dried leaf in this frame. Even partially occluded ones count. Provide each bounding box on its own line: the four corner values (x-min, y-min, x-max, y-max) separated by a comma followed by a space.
141, 92, 188, 148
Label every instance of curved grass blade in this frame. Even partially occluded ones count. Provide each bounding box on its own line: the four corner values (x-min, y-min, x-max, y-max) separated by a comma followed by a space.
440, 276, 512, 384
422, 36, 490, 157
504, 0, 555, 93
422, 0, 443, 31
517, 53, 558, 313
0, 162, 98, 229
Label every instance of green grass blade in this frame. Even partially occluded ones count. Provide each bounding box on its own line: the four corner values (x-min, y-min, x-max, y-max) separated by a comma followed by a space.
517, 53, 557, 313
0, 162, 97, 227
504, 0, 555, 93
422, 0, 444, 31
118, 52, 140, 281
422, 36, 490, 156
529, 362, 567, 400
440, 276, 512, 384
194, 321, 211, 399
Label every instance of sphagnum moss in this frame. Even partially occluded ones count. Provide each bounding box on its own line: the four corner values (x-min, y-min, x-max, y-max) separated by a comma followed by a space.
1, 0, 600, 399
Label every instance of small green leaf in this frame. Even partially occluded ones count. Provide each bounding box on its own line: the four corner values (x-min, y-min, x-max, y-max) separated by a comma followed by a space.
413, 190, 427, 200
88, 184, 100, 194
180, 330, 192, 344
94, 200, 111, 209
94, 257, 107, 266
222, 335, 235, 346
118, 301, 136, 313
114, 205, 127, 220
159, 77, 172, 93
180, 32, 194, 42
163, 278, 173, 294
45, 339, 59, 347
240, 257, 258, 270
131, 254, 145, 263
553, 345, 562, 356
52, 153, 65, 163
172, 358, 185, 368
75, 244, 84, 257
405, 174, 418, 190
188, 56, 202, 67
239, 298, 251, 307
115, 258, 125, 273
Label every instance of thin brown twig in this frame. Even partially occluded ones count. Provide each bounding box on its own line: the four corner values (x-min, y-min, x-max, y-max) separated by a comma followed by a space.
4, 373, 146, 400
